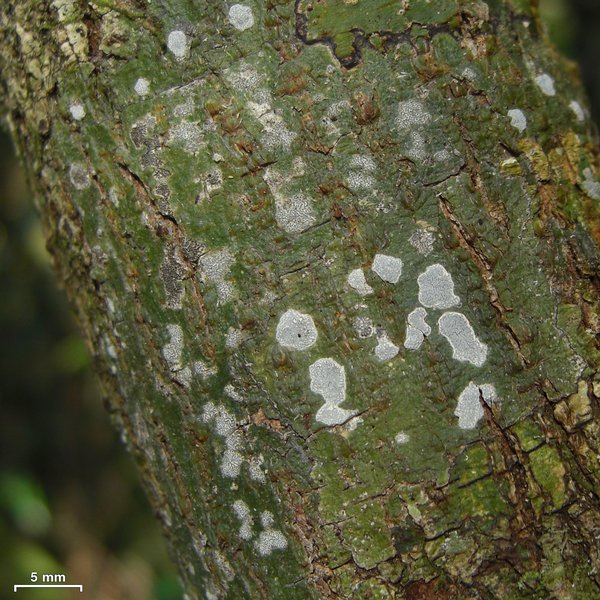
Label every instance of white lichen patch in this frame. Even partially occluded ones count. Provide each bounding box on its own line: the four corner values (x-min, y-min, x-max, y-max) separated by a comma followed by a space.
347, 268, 374, 296
228, 4, 254, 31
395, 431, 410, 444
396, 99, 432, 129
69, 103, 85, 121
224, 384, 244, 403
507, 108, 527, 132
372, 254, 403, 284
409, 228, 435, 256
162, 324, 184, 370
274, 193, 315, 233
569, 100, 585, 122
202, 402, 244, 478
232, 499, 254, 540
374, 332, 399, 362
69, 163, 90, 190
134, 77, 150, 97
309, 358, 355, 426
247, 455, 266, 483
167, 121, 205, 154
438, 312, 488, 367
404, 307, 431, 351
454, 382, 497, 429
225, 327, 242, 349
199, 249, 235, 303
167, 30, 190, 60
353, 316, 374, 339
535, 73, 556, 96
255, 511, 287, 556
259, 111, 297, 151
276, 309, 318, 350
582, 167, 600, 200
346, 154, 376, 190
193, 360, 218, 380
417, 264, 460, 309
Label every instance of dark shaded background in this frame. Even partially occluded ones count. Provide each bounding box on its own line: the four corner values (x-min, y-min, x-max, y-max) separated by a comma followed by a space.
0, 2, 598, 598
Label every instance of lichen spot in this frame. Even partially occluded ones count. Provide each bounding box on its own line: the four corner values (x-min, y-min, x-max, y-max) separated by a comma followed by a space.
454, 382, 497, 429
395, 431, 409, 444
353, 316, 374, 339
276, 309, 318, 351
69, 163, 90, 190
347, 268, 374, 296
404, 307, 431, 351
535, 73, 556, 96
372, 254, 403, 284
134, 77, 150, 97
275, 193, 315, 233
228, 4, 254, 31
438, 312, 488, 367
69, 103, 85, 121
162, 324, 184, 370
309, 358, 355, 426
569, 100, 585, 122
582, 168, 600, 200
396, 99, 431, 129
167, 30, 189, 60
374, 332, 399, 362
232, 499, 253, 540
255, 512, 287, 556
507, 108, 526, 132
417, 264, 460, 309
409, 228, 435, 256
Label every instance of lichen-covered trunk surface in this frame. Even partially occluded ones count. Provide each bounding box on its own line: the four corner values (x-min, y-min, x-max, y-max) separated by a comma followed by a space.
2, 0, 600, 597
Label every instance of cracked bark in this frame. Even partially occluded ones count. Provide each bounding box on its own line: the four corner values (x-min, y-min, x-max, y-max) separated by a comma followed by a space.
1, 0, 600, 598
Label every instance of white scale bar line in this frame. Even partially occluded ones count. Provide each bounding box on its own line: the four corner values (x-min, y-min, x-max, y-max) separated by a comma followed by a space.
14, 585, 83, 592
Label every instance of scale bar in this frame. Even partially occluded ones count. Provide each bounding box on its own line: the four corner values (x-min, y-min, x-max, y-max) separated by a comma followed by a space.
14, 585, 83, 592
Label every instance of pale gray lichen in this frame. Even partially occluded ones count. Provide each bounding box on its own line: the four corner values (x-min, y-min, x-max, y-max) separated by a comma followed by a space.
167, 30, 190, 59
535, 73, 556, 96
438, 312, 488, 367
353, 316, 374, 339
228, 4, 254, 31
69, 163, 91, 190
199, 249, 235, 303
276, 309, 318, 350
309, 358, 355, 426
193, 360, 218, 380
395, 431, 410, 444
202, 402, 244, 478
404, 307, 431, 350
162, 324, 184, 370
454, 382, 497, 429
507, 108, 527, 132
247, 455, 266, 483
346, 154, 376, 190
225, 327, 242, 349
582, 168, 600, 200
260, 112, 297, 151
374, 332, 399, 362
274, 193, 315, 233
224, 384, 244, 403
255, 511, 288, 556
409, 228, 435, 256
347, 268, 374, 296
569, 100, 585, 122
232, 499, 254, 540
69, 103, 85, 120
396, 99, 432, 129
372, 254, 403, 284
134, 77, 150, 97
167, 121, 205, 154
417, 264, 460, 309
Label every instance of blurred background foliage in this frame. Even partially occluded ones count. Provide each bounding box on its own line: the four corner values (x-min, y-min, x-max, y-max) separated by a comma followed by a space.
0, 2, 598, 598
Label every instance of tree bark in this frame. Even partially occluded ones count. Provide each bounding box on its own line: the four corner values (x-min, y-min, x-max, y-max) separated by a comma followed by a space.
1, 0, 599, 597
